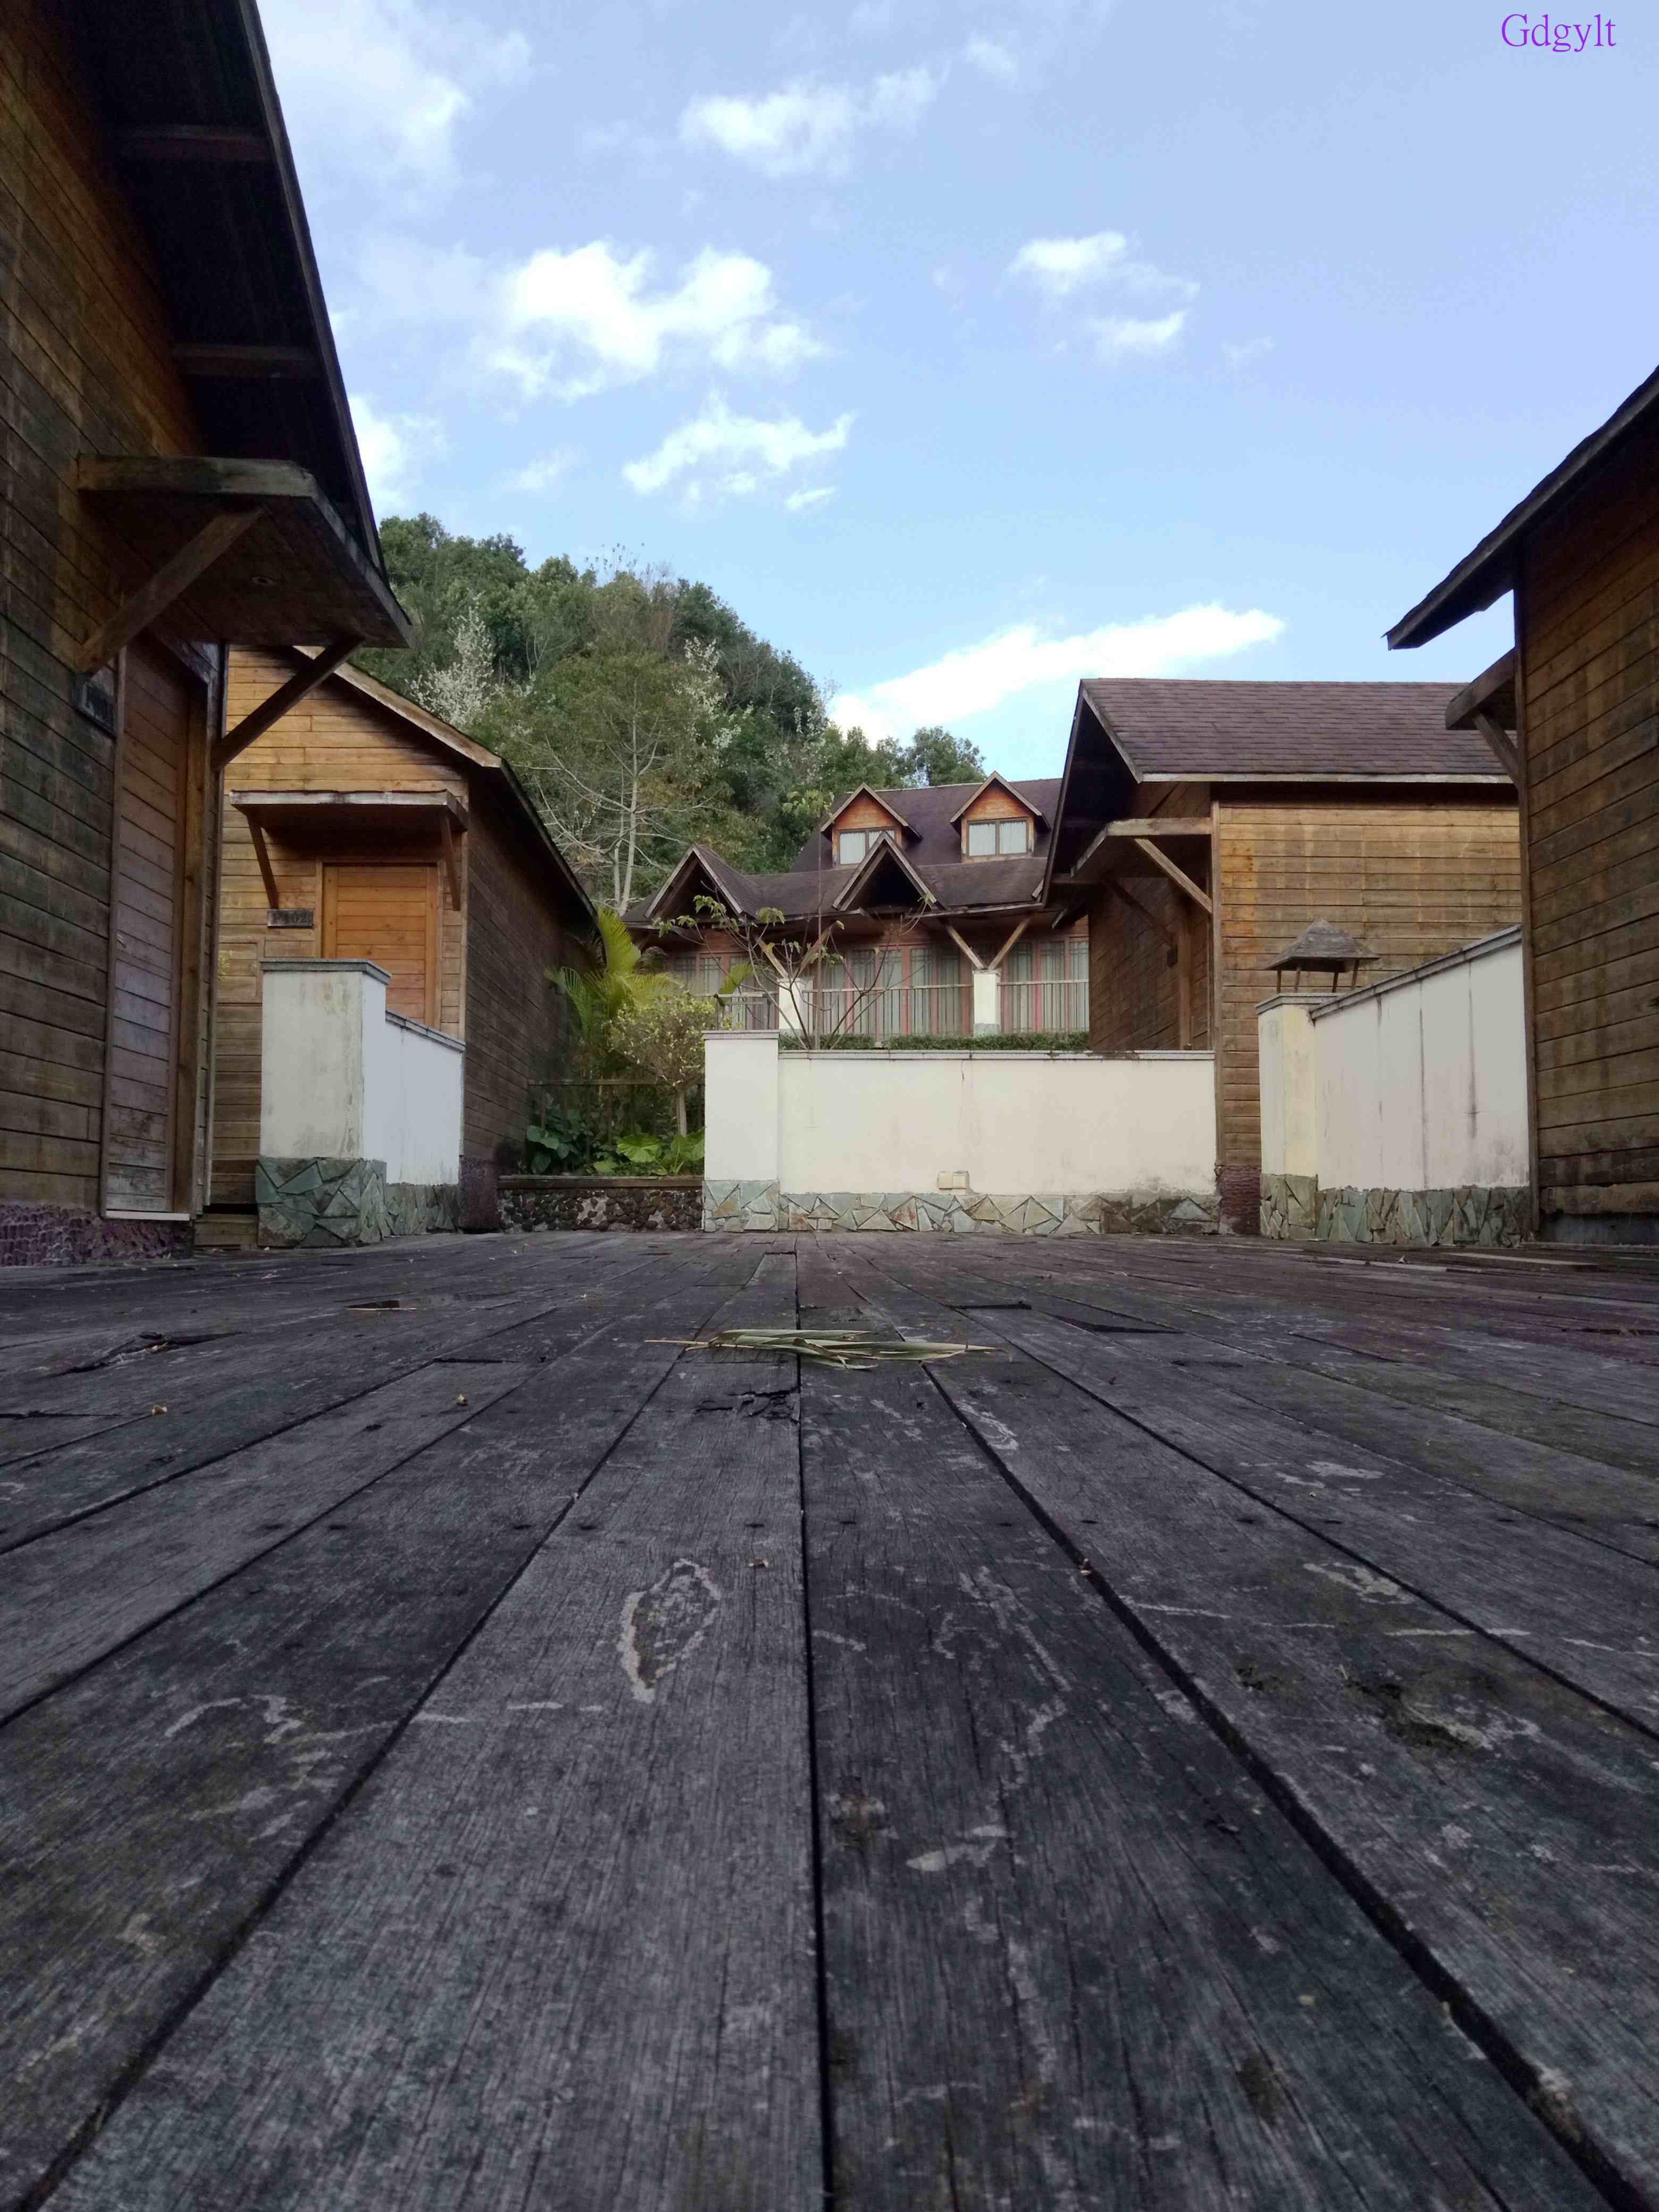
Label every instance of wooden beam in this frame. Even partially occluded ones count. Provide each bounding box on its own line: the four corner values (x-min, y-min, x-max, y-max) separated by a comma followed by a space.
439, 815, 462, 909
172, 345, 322, 380
988, 915, 1035, 972
247, 819, 280, 910
941, 923, 986, 971
72, 507, 261, 674
1103, 818, 1213, 839
116, 125, 271, 163
1134, 838, 1212, 916
1473, 710, 1521, 785
1177, 909, 1194, 1050
212, 636, 360, 775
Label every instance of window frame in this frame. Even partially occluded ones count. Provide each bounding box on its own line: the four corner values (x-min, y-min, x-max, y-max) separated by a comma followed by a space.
963, 814, 1034, 858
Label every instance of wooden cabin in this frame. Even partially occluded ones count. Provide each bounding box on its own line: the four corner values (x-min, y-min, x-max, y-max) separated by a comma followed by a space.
210, 652, 596, 1236
1045, 681, 1522, 1232
1389, 365, 1659, 1246
0, 0, 412, 1264
629, 775, 1088, 1039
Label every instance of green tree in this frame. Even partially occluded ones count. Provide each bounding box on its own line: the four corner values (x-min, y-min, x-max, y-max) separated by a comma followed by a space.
609, 986, 720, 1137
900, 725, 986, 786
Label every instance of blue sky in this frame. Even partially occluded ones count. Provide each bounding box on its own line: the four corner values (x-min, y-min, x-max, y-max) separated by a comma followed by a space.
265, 0, 1654, 778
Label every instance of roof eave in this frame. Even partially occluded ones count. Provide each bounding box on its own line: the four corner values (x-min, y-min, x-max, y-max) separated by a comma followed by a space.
1387, 358, 1659, 650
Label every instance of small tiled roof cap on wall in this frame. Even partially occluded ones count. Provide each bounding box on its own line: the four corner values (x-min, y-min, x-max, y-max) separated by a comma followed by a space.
1079, 680, 1507, 781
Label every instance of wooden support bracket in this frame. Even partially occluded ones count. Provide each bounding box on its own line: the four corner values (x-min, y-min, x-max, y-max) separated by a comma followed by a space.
212, 636, 361, 776
1134, 837, 1213, 915
988, 914, 1035, 973
439, 814, 462, 908
1473, 710, 1522, 785
942, 922, 986, 971
73, 507, 261, 675
247, 819, 280, 909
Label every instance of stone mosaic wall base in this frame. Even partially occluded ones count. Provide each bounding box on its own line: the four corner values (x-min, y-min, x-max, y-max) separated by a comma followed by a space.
256, 1158, 460, 1247
702, 1182, 1219, 1236
1259, 1172, 1318, 1240
0, 1201, 192, 1269
499, 1176, 703, 1233
1259, 1173, 1529, 1247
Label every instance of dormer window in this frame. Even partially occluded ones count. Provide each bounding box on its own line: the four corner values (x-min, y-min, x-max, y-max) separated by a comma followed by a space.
838, 828, 878, 864
965, 817, 1032, 857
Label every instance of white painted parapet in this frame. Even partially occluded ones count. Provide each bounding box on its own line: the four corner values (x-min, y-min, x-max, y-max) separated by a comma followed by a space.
1257, 928, 1527, 1245
260, 959, 463, 1185
703, 1030, 1218, 1233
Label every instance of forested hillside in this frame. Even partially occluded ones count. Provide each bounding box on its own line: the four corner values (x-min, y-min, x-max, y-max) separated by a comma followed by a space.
356, 516, 986, 905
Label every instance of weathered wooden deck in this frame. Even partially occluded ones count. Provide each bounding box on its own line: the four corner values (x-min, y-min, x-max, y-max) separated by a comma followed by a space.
3, 1229, 1658, 2211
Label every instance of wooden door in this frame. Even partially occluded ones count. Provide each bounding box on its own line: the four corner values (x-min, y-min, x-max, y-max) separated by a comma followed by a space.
104, 640, 190, 1213
322, 864, 439, 1025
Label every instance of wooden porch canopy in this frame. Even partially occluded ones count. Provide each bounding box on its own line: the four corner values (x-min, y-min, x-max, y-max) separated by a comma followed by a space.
70, 456, 414, 768
228, 788, 467, 910
1056, 817, 1214, 916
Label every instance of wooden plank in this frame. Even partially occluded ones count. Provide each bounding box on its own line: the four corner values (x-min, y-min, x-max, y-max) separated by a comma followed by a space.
212, 638, 359, 775
46, 1260, 821, 2212
1134, 833, 1212, 912
851, 1245, 1659, 1728
797, 1254, 1613, 2206
818, 1242, 1659, 2202
0, 1254, 759, 2209
0, 1360, 535, 1719
0, 1235, 677, 1543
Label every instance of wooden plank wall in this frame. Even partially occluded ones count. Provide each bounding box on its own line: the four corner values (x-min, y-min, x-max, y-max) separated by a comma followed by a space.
461, 782, 580, 1169
1087, 875, 1212, 1052
1215, 792, 1522, 1224
1, 0, 204, 1213
1521, 416, 1659, 1234
1087, 780, 1213, 1054
210, 652, 467, 1205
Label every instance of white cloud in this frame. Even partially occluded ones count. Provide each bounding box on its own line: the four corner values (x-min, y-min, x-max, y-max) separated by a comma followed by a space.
350, 391, 443, 512
262, 0, 526, 196
1090, 309, 1188, 360
680, 66, 941, 178
786, 486, 838, 512
623, 397, 852, 504
963, 34, 1020, 81
1010, 232, 1196, 303
1224, 336, 1275, 367
830, 606, 1284, 738
502, 449, 577, 493
491, 244, 820, 401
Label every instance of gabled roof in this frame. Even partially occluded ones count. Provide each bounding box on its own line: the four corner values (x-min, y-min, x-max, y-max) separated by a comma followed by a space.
947, 773, 1049, 827
833, 834, 936, 911
641, 845, 762, 924
816, 785, 916, 840
1076, 680, 1506, 782
70, 0, 391, 572
1388, 361, 1659, 649
791, 779, 1062, 875
255, 649, 593, 925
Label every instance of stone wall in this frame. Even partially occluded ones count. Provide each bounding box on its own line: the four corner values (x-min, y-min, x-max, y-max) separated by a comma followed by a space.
703, 1182, 1219, 1236
256, 1157, 460, 1248
499, 1176, 703, 1233
1259, 1171, 1528, 1248
0, 1202, 192, 1269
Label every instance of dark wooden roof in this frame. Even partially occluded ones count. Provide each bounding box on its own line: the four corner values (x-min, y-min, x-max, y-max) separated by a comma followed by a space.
1078, 680, 1506, 782
793, 779, 1062, 872
59, 0, 388, 575
633, 778, 1065, 930
1388, 361, 1659, 649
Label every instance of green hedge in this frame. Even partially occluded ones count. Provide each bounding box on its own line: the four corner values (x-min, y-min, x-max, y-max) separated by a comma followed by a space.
778, 1030, 1090, 1053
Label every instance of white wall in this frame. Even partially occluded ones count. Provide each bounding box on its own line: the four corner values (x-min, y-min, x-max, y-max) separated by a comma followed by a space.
707, 1034, 1216, 1196
261, 961, 463, 1184
1258, 931, 1527, 1194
